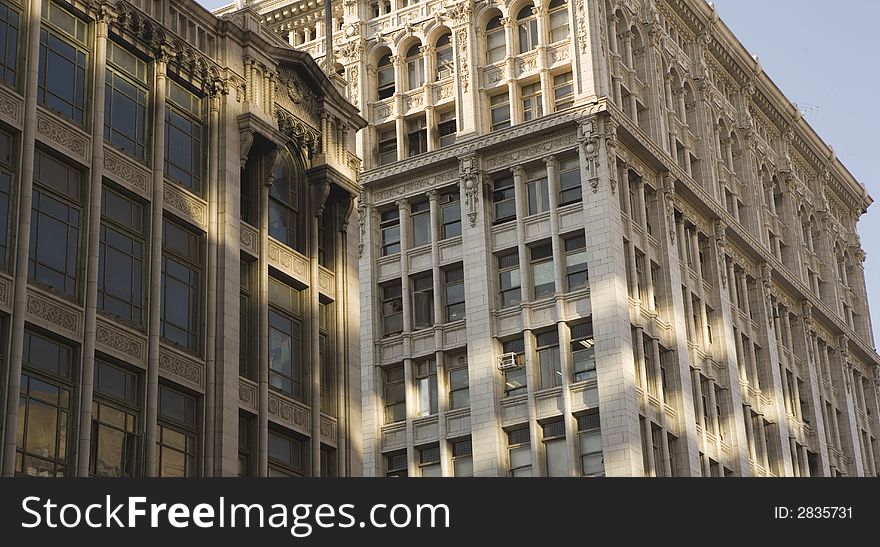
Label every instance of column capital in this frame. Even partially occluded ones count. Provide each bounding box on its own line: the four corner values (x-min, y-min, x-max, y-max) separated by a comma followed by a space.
510, 165, 525, 178
396, 198, 409, 210
543, 154, 557, 167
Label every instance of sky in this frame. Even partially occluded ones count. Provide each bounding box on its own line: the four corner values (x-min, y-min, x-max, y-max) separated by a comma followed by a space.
196, 0, 880, 344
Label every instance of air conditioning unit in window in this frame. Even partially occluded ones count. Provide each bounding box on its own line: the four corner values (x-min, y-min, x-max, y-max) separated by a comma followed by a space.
498, 352, 519, 370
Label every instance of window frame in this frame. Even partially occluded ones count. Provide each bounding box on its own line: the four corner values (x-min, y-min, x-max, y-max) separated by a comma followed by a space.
97, 185, 146, 327
160, 218, 203, 352
380, 279, 403, 337
383, 364, 406, 424
497, 250, 522, 308
563, 231, 588, 291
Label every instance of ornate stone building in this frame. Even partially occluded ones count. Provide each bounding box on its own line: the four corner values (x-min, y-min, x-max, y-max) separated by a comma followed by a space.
0, 0, 364, 477
232, 0, 880, 478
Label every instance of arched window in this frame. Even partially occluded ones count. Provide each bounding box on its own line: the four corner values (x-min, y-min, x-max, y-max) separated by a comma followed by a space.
548, 0, 569, 43
486, 16, 505, 64
435, 33, 453, 80
517, 6, 539, 54
377, 52, 394, 100
269, 150, 304, 252
405, 44, 424, 91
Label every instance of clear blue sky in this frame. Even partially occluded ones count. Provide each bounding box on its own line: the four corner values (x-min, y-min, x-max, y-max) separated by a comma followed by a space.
196, 0, 880, 345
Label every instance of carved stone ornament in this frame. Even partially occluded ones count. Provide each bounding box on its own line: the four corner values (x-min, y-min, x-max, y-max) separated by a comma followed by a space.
460, 156, 480, 228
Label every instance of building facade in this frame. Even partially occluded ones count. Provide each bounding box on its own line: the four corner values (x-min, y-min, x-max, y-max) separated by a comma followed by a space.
0, 0, 364, 477
239, 0, 880, 477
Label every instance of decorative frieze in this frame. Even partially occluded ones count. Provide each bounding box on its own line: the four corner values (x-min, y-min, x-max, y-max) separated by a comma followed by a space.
239, 378, 257, 412
36, 108, 90, 164
158, 345, 204, 391
164, 183, 208, 229
95, 317, 147, 366
267, 239, 309, 280
0, 85, 23, 127
268, 392, 310, 432
26, 289, 82, 339
240, 222, 258, 256
104, 148, 150, 197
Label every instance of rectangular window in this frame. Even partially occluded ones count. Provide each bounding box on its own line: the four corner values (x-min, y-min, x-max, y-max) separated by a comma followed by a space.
521, 82, 543, 122
320, 445, 336, 478
571, 320, 596, 382
578, 411, 603, 476
530, 242, 555, 298
411, 272, 434, 330
517, 14, 539, 54
525, 166, 549, 215
444, 264, 465, 323
452, 438, 473, 477
0, 129, 12, 268
38, 1, 88, 125
380, 208, 400, 255
378, 128, 397, 165
104, 42, 148, 160
98, 187, 145, 326
319, 302, 335, 416
549, 3, 570, 43
486, 23, 506, 64
537, 330, 562, 389
438, 110, 456, 147
15, 331, 74, 477
439, 187, 461, 239
157, 385, 198, 477
564, 233, 588, 290
268, 429, 306, 476
383, 364, 405, 424
448, 353, 469, 410
29, 149, 82, 296
553, 72, 574, 111
558, 155, 582, 205
419, 445, 441, 477
410, 199, 430, 247
165, 80, 203, 194
416, 359, 438, 417
0, 2, 20, 86
160, 219, 202, 352
386, 451, 407, 477
503, 338, 527, 397
239, 260, 255, 379
407, 116, 428, 157
492, 173, 516, 223
490, 93, 511, 130
543, 420, 568, 477
268, 276, 303, 400
238, 412, 255, 477
90, 359, 140, 477
380, 279, 403, 337
508, 427, 532, 476
498, 250, 521, 308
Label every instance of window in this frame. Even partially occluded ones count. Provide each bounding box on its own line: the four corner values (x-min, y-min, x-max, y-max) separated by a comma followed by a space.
90, 360, 140, 477
383, 364, 405, 423
98, 187, 145, 326
516, 6, 539, 54
165, 80, 203, 193
548, 0, 570, 42
410, 199, 430, 247
407, 116, 428, 156
490, 93, 511, 130
268, 276, 303, 400
405, 44, 424, 91
526, 166, 549, 215
543, 420, 568, 476
161, 219, 202, 351
564, 232, 588, 290
0, 2, 19, 86
238, 412, 255, 477
104, 42, 148, 160
492, 173, 516, 223
15, 331, 74, 477
268, 150, 304, 252
380, 207, 400, 255
157, 385, 198, 477
38, 1, 88, 125
419, 444, 441, 477
386, 451, 407, 477
377, 127, 397, 166
29, 149, 82, 295
553, 72, 574, 111
435, 33, 453, 80
320, 302, 335, 416
320, 445, 336, 477
498, 250, 521, 308
448, 353, 469, 409
503, 338, 527, 397
0, 130, 12, 268
443, 265, 465, 322
380, 279, 403, 336
571, 321, 596, 382
416, 359, 438, 417
530, 242, 555, 298
537, 330, 562, 389
319, 205, 335, 269
411, 272, 434, 330
438, 110, 457, 147
452, 438, 473, 477
439, 187, 461, 238
239, 260, 255, 379
508, 427, 532, 476
486, 16, 506, 64
558, 155, 582, 205
578, 412, 603, 476
377, 52, 394, 100
521, 82, 543, 121
268, 429, 306, 476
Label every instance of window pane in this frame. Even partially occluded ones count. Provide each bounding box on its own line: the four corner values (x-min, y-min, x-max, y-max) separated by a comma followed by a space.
546, 438, 569, 477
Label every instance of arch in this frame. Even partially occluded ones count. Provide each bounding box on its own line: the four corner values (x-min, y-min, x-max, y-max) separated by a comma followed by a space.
269, 147, 307, 253
515, 3, 539, 54
484, 11, 506, 64
375, 47, 394, 100
683, 81, 699, 129
434, 30, 454, 81
631, 25, 648, 83
548, 0, 570, 43
403, 40, 425, 91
